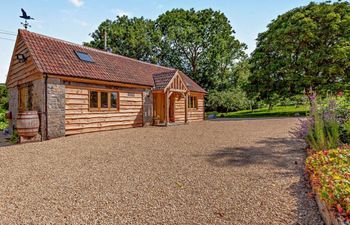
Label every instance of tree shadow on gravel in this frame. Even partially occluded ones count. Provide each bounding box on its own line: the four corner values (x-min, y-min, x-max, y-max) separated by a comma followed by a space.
194, 137, 324, 225
201, 137, 305, 170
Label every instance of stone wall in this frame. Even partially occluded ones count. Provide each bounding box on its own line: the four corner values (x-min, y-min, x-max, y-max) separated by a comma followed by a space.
47, 78, 65, 139
143, 89, 153, 126
32, 79, 45, 139
8, 87, 18, 134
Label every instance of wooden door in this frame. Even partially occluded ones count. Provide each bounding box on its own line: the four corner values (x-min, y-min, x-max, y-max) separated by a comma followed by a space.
169, 94, 175, 122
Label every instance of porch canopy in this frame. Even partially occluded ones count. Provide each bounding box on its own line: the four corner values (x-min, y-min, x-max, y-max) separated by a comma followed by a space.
152, 70, 189, 125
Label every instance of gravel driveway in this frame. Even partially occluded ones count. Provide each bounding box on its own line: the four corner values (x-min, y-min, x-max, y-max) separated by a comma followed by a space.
0, 118, 323, 225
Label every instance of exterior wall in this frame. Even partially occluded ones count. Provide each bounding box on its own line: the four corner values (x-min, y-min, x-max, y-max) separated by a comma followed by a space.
174, 93, 185, 123
31, 79, 46, 139
47, 78, 65, 139
8, 87, 18, 134
64, 85, 143, 135
8, 79, 46, 138
188, 93, 205, 122
6, 35, 42, 88
143, 90, 153, 126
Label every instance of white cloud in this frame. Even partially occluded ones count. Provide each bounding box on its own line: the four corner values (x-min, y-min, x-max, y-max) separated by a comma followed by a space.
69, 0, 84, 7
115, 9, 132, 17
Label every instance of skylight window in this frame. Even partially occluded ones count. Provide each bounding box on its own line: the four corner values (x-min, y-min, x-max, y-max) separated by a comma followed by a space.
74, 51, 94, 63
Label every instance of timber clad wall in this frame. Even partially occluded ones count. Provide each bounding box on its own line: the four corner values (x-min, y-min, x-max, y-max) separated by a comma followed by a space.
7, 37, 42, 88
189, 95, 204, 122
174, 94, 185, 123
65, 86, 143, 135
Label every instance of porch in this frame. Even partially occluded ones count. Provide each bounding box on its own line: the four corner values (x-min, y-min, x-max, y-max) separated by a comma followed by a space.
152, 70, 189, 126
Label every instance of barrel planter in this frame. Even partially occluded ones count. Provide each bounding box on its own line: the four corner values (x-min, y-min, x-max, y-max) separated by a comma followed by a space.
16, 111, 40, 138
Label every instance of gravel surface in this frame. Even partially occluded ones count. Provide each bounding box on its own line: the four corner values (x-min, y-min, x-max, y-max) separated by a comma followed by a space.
0, 118, 323, 225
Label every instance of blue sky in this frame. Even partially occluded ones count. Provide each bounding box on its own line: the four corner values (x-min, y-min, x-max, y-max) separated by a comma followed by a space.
0, 0, 327, 83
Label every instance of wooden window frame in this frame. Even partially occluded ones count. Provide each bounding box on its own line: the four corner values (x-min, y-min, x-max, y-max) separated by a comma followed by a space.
89, 90, 119, 112
188, 96, 198, 109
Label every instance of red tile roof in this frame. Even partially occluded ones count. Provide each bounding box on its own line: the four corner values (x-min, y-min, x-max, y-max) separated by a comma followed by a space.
153, 70, 177, 90
19, 29, 206, 93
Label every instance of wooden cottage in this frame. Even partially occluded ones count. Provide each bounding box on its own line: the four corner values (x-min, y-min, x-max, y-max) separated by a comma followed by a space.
6, 29, 206, 140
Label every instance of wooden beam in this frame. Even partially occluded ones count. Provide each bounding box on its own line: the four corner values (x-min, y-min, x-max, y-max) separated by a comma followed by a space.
169, 88, 186, 93
48, 74, 152, 89
165, 89, 169, 126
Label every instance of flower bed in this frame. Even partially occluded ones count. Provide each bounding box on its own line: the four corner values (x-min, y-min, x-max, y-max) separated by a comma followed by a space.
306, 147, 350, 224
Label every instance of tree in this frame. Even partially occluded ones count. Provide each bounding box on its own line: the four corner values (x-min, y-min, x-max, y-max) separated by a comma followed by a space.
85, 16, 159, 63
86, 9, 247, 92
207, 89, 249, 112
0, 84, 8, 110
249, 1, 350, 103
156, 8, 247, 91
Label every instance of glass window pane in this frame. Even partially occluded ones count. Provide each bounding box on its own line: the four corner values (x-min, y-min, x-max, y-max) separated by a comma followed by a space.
101, 92, 108, 108
111, 92, 118, 109
90, 91, 98, 108
75, 51, 94, 63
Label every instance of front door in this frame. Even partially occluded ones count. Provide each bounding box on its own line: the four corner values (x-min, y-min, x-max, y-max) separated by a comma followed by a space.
169, 94, 175, 122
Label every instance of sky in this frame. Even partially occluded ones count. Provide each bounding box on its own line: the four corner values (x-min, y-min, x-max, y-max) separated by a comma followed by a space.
0, 0, 328, 83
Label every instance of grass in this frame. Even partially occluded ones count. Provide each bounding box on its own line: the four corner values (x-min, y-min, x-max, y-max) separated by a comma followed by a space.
208, 105, 309, 118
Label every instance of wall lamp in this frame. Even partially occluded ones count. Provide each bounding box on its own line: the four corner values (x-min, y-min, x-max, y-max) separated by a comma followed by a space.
16, 54, 27, 63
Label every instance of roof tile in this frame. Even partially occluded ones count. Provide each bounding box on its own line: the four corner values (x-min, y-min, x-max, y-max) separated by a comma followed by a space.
19, 29, 206, 93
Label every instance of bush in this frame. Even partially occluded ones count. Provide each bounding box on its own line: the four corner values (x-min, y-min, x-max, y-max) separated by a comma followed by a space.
0, 111, 7, 131
292, 95, 350, 151
0, 85, 8, 110
306, 147, 350, 221
207, 89, 250, 112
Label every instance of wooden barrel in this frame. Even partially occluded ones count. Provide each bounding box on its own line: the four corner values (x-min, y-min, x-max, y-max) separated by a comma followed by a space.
16, 111, 39, 137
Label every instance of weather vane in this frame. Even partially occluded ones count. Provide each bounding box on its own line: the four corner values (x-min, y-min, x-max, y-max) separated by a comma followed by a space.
20, 8, 34, 30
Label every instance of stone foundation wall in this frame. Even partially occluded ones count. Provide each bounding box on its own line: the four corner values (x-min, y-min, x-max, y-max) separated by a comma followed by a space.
47, 78, 65, 139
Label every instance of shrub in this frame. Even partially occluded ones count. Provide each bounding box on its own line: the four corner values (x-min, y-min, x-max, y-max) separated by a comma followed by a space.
306, 147, 350, 222
292, 95, 350, 151
0, 111, 7, 131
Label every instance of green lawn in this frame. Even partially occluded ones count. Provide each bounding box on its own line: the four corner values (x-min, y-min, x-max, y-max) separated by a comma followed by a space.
208, 105, 309, 118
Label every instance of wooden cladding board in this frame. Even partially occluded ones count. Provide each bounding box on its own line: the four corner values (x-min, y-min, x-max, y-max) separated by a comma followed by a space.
188, 95, 204, 122
6, 36, 43, 88
174, 94, 185, 123
65, 87, 143, 135
174, 94, 204, 122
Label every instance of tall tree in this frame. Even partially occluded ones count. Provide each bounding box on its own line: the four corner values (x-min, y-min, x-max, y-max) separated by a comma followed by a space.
249, 1, 350, 102
86, 9, 247, 91
85, 16, 159, 63
156, 8, 247, 91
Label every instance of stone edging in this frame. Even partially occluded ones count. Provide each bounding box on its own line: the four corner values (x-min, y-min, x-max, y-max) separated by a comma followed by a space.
313, 188, 349, 225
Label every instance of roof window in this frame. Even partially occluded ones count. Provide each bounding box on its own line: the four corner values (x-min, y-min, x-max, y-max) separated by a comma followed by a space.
74, 51, 94, 63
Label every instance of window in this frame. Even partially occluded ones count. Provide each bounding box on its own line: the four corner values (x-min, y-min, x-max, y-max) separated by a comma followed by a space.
100, 92, 108, 109
188, 96, 198, 109
89, 90, 119, 111
110, 92, 118, 109
89, 91, 98, 108
75, 51, 94, 63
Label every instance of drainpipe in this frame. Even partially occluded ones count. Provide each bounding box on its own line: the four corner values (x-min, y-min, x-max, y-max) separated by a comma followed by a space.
44, 73, 49, 140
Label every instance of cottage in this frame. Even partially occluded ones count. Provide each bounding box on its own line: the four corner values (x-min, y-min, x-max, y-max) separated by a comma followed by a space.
6, 29, 206, 140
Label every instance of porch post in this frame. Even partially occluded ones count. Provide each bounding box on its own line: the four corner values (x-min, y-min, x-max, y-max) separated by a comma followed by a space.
185, 92, 188, 124
165, 89, 169, 126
